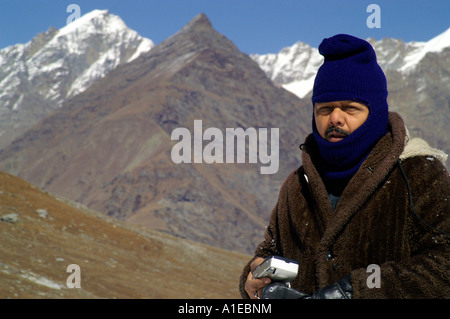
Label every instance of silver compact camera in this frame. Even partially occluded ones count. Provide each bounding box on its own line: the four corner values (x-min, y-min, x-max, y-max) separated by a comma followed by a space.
253, 255, 299, 283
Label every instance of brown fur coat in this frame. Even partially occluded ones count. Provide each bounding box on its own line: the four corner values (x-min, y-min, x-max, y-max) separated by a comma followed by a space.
240, 112, 449, 298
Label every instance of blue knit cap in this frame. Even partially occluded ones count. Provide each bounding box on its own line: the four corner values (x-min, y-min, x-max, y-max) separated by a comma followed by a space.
311, 34, 389, 188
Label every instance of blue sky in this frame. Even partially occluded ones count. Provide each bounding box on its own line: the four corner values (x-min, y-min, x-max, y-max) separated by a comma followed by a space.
0, 0, 449, 54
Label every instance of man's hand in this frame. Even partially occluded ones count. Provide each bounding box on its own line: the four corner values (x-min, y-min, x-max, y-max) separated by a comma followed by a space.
244, 257, 272, 299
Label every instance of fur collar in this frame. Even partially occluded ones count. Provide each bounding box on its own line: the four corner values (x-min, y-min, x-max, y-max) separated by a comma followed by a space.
400, 127, 448, 165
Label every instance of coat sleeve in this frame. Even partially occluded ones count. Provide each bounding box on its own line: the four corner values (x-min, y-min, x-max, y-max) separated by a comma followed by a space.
351, 157, 450, 298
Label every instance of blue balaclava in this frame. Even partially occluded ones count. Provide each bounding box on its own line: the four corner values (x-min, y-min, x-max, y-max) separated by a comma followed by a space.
311, 34, 389, 187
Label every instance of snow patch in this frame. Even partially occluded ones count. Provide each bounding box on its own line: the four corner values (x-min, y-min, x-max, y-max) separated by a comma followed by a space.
400, 27, 450, 72
128, 38, 154, 62
282, 77, 316, 98
20, 271, 65, 290
12, 94, 23, 111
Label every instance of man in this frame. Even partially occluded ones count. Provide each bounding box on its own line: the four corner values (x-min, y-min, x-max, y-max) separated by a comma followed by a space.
240, 34, 449, 299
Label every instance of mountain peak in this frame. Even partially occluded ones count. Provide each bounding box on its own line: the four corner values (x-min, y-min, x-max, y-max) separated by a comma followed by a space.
0, 9, 154, 149
149, 12, 240, 72
56, 9, 123, 39
183, 13, 213, 31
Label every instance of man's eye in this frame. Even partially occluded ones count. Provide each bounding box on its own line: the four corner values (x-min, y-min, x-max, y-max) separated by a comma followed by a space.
345, 106, 360, 113
317, 107, 332, 114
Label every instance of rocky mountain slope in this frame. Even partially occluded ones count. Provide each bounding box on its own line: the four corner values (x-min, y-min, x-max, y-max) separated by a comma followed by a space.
0, 171, 250, 298
252, 28, 450, 156
0, 9, 154, 149
0, 14, 310, 254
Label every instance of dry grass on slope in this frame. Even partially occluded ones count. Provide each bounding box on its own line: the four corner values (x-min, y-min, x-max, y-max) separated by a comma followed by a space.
0, 171, 251, 298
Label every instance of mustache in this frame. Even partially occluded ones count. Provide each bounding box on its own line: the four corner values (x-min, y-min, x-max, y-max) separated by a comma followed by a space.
325, 126, 350, 138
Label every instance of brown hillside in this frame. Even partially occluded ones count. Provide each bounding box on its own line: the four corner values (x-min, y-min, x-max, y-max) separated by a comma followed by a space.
0, 171, 251, 298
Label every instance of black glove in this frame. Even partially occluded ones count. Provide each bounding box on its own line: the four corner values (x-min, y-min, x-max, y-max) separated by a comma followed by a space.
261, 283, 309, 299
306, 274, 353, 299
260, 274, 352, 299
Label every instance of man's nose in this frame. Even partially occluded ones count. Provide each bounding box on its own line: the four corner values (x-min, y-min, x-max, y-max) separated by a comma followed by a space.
329, 108, 345, 127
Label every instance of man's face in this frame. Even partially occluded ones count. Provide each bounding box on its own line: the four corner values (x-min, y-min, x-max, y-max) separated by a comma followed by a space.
314, 100, 369, 142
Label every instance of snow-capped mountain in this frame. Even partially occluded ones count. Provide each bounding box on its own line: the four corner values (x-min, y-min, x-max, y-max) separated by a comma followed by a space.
369, 27, 450, 73
0, 9, 154, 149
250, 41, 322, 99
252, 27, 450, 99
